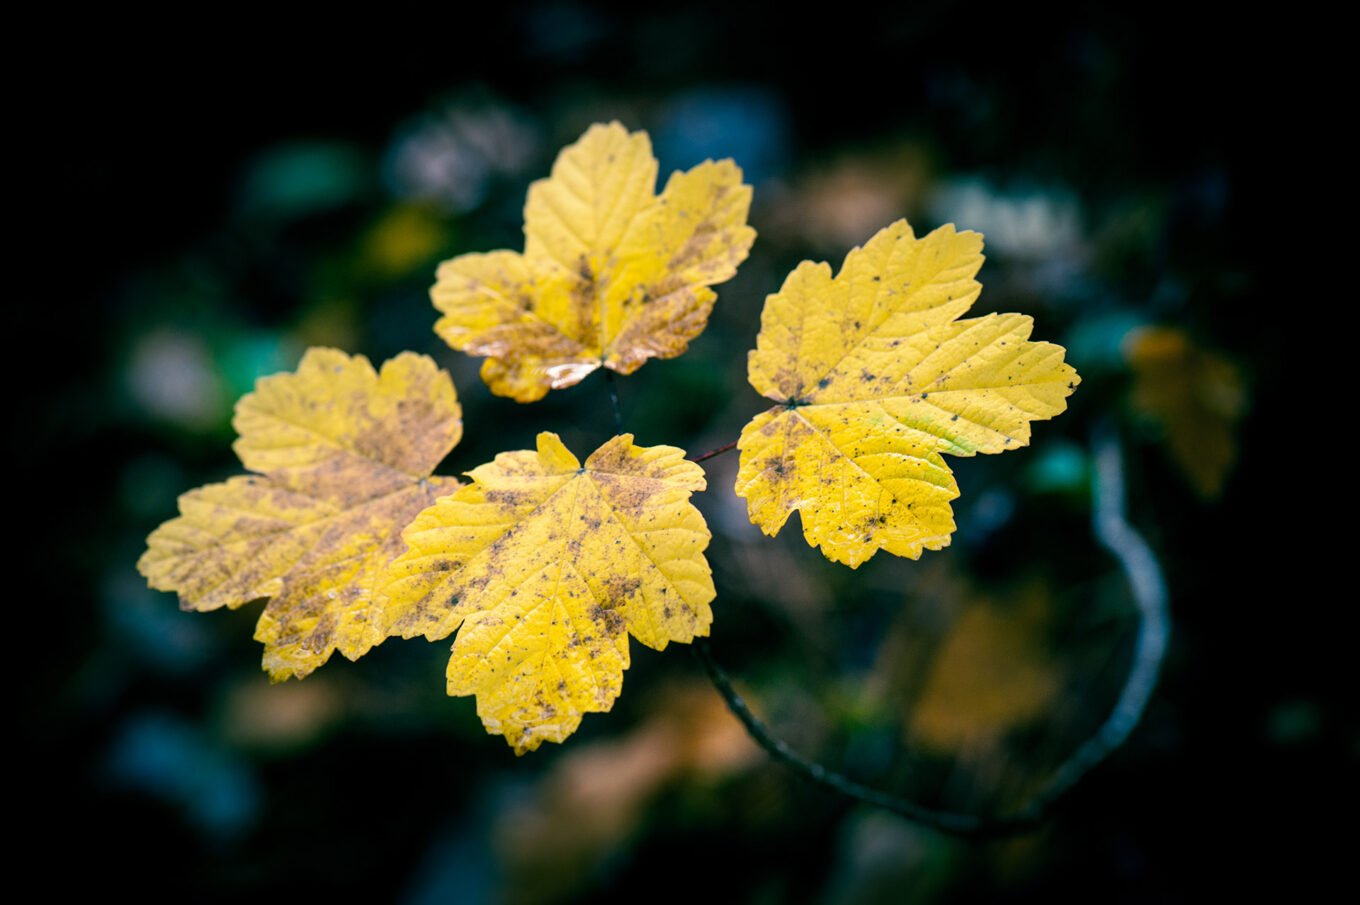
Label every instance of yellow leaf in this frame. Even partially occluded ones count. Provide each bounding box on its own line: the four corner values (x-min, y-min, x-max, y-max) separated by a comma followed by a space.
431, 122, 755, 401
1125, 325, 1245, 499
359, 202, 452, 278
907, 584, 1063, 752
378, 433, 714, 753
138, 348, 463, 680
735, 220, 1079, 566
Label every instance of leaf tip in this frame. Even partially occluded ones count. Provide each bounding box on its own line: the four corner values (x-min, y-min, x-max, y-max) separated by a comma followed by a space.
533, 431, 580, 469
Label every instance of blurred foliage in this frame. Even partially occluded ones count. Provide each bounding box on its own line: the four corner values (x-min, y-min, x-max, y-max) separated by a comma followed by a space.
1124, 326, 1245, 498
19, 5, 1330, 902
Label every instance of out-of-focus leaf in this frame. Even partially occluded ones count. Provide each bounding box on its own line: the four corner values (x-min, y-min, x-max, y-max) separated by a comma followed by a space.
763, 143, 931, 251
358, 203, 454, 278
1125, 325, 1245, 498
907, 588, 1062, 751
219, 674, 345, 751
494, 683, 759, 905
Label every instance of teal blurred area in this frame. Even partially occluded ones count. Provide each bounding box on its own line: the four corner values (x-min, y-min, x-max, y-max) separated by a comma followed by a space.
18, 5, 1330, 902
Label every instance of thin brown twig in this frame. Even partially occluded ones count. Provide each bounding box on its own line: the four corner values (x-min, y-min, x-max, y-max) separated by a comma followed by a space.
691, 439, 738, 463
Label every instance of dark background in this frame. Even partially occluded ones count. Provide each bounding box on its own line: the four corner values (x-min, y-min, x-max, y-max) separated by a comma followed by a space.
20, 5, 1329, 902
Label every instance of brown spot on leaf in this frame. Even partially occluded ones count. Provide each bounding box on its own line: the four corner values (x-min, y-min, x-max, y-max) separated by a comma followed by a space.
138, 349, 463, 681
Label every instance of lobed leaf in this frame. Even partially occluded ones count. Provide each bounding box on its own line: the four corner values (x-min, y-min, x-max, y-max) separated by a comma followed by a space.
431, 122, 756, 401
138, 348, 462, 679
735, 220, 1080, 566
378, 433, 714, 753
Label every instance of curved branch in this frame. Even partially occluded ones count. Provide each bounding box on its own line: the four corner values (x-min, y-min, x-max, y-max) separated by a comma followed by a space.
692, 637, 1035, 837
696, 424, 1170, 838
1050, 422, 1170, 801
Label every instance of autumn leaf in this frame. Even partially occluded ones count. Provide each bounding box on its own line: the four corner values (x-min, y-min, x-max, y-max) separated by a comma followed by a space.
431, 121, 755, 401
138, 348, 462, 680
906, 585, 1063, 752
735, 220, 1079, 566
1125, 325, 1245, 498
377, 432, 714, 753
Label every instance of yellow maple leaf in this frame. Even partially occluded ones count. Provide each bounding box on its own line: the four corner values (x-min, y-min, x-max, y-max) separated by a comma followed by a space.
138, 348, 463, 679
430, 121, 755, 401
377, 432, 714, 753
735, 220, 1079, 566
1125, 325, 1245, 498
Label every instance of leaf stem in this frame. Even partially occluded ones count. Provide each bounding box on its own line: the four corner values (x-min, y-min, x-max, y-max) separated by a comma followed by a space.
691, 439, 738, 463
696, 425, 1169, 838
